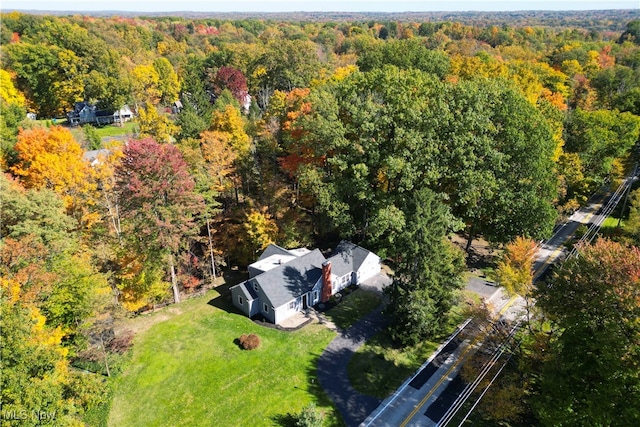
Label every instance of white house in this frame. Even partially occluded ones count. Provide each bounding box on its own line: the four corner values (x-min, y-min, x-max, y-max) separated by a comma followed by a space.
230, 241, 381, 325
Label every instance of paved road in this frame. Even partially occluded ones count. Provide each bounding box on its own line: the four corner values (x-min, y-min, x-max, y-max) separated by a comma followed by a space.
361, 296, 521, 427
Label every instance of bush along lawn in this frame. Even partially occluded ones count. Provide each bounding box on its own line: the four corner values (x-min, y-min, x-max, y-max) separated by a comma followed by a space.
108, 290, 339, 427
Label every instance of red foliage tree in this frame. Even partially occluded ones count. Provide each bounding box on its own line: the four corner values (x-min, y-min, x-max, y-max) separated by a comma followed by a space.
115, 138, 204, 303
213, 66, 249, 104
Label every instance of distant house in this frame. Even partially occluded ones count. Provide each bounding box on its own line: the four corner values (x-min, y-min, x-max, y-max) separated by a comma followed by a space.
114, 105, 133, 123
171, 100, 183, 114
67, 102, 133, 126
230, 241, 381, 325
83, 148, 111, 166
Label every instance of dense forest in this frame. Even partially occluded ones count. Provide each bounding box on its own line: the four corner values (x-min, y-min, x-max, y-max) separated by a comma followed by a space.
1, 10, 640, 426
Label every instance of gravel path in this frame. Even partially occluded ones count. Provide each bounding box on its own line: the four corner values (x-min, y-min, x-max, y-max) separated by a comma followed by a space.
316, 304, 388, 427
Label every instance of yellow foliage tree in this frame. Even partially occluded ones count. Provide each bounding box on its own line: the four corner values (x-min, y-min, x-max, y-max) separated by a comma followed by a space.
497, 236, 537, 296
115, 254, 168, 312
137, 102, 178, 143
10, 126, 99, 226
244, 209, 278, 255
131, 63, 161, 105
0, 69, 26, 106
200, 130, 237, 192
211, 105, 250, 156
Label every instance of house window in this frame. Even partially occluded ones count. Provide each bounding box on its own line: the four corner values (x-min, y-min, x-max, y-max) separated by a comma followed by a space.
253, 282, 258, 292
263, 303, 269, 313
289, 301, 295, 310
342, 275, 348, 284
313, 291, 318, 301
238, 295, 243, 306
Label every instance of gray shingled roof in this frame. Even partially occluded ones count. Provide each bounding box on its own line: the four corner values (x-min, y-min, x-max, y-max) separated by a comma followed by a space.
328, 241, 372, 275
256, 249, 326, 307
257, 243, 295, 261
236, 280, 259, 301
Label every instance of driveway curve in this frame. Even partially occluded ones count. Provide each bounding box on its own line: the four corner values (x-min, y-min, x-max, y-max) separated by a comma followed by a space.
317, 304, 388, 427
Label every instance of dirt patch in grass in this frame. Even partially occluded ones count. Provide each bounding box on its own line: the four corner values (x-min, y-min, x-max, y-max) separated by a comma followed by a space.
451, 234, 499, 278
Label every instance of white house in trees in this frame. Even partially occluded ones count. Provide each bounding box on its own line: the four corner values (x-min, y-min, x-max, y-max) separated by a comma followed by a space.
230, 241, 381, 325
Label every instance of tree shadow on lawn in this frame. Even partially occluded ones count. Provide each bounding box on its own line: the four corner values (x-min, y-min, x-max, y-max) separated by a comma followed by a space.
271, 353, 346, 427
271, 413, 297, 427
205, 269, 248, 310
206, 274, 245, 316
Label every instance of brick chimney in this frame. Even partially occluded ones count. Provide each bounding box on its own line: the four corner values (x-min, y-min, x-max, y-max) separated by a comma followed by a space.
321, 261, 332, 303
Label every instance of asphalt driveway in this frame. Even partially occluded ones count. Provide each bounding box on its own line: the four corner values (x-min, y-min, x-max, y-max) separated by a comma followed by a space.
317, 304, 387, 427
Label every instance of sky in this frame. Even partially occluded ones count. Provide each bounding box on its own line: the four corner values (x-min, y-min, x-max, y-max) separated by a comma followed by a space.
1, 0, 638, 13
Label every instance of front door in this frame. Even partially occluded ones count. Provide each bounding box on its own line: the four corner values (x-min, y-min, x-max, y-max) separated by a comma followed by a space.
302, 294, 308, 309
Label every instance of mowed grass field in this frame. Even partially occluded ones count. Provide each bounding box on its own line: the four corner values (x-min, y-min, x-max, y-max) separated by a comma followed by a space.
108, 290, 338, 426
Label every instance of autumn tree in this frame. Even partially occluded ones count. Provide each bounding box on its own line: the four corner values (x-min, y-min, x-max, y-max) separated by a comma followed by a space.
1, 179, 110, 424
244, 208, 278, 256
115, 138, 204, 305
496, 236, 538, 327
210, 104, 250, 155
137, 101, 179, 143
10, 126, 99, 227
153, 57, 180, 105
0, 69, 26, 107
0, 69, 27, 168
200, 130, 237, 193
534, 239, 640, 426
131, 63, 161, 106
0, 238, 109, 425
211, 66, 248, 105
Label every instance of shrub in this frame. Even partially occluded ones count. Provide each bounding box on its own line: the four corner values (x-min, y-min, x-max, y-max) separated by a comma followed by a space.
238, 333, 261, 350
295, 403, 324, 427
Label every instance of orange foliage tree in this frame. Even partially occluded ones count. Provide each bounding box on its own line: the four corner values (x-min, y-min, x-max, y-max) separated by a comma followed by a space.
10, 126, 99, 227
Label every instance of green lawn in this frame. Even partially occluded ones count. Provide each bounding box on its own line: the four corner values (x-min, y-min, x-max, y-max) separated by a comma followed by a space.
108, 290, 339, 427
347, 291, 472, 399
94, 121, 137, 139
599, 216, 625, 236
324, 289, 382, 329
